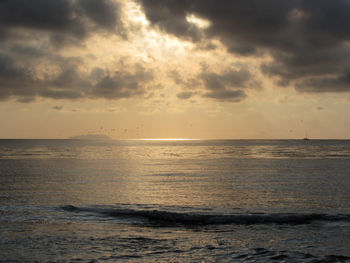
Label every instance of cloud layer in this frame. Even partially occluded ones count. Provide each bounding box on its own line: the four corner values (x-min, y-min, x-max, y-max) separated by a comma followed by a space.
0, 0, 151, 102
138, 0, 350, 93
0, 50, 153, 101
1, 0, 350, 104
0, 0, 121, 41
0, 0, 147, 102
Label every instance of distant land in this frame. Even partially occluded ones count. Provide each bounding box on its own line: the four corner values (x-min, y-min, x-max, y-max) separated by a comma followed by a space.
68, 134, 112, 141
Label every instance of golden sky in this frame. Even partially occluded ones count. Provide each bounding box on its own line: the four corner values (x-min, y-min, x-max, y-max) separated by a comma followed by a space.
1, 0, 350, 139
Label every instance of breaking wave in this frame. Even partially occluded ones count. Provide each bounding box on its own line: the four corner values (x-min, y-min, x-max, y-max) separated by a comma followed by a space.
61, 205, 350, 226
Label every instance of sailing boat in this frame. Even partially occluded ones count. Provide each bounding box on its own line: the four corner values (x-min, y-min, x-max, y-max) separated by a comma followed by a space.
303, 130, 309, 140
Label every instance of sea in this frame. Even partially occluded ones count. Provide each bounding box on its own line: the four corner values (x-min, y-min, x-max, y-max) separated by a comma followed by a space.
1, 139, 350, 262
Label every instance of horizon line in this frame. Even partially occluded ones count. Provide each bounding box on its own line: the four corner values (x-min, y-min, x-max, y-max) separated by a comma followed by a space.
1, 137, 350, 140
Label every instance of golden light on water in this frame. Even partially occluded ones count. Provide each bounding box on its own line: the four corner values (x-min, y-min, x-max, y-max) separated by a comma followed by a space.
139, 138, 200, 141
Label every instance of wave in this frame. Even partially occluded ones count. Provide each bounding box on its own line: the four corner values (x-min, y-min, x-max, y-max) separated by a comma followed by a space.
61, 205, 350, 226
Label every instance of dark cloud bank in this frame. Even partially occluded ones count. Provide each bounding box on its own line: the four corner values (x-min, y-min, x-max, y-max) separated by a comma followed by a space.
172, 67, 254, 102
1, 0, 350, 103
0, 50, 153, 101
0, 0, 121, 40
0, 0, 150, 102
138, 0, 350, 94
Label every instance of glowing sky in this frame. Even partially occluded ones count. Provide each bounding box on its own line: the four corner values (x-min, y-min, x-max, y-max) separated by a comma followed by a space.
1, 0, 350, 139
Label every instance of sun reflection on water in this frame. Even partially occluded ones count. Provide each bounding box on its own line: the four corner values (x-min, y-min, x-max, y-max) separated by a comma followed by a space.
138, 138, 200, 141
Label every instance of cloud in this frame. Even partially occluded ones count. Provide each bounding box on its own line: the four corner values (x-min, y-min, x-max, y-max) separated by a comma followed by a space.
134, 0, 202, 42
92, 65, 153, 99
0, 53, 40, 101
137, 0, 350, 93
170, 66, 255, 102
77, 0, 120, 30
203, 89, 247, 102
296, 72, 350, 93
200, 69, 251, 91
3, 0, 350, 104
176, 91, 196, 100
171, 66, 257, 102
0, 0, 123, 42
199, 68, 253, 102
0, 0, 156, 102
0, 50, 154, 101
0, 50, 89, 101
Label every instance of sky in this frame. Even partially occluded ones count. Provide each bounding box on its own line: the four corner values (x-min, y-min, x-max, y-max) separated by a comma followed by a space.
1, 0, 350, 139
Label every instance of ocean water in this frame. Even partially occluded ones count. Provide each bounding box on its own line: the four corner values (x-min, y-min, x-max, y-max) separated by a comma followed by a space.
1, 139, 350, 262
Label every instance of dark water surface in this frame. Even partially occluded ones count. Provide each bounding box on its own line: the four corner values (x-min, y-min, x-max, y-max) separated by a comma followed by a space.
1, 139, 350, 262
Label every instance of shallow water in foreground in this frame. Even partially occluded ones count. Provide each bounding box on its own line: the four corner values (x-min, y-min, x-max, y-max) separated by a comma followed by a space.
1, 139, 350, 262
